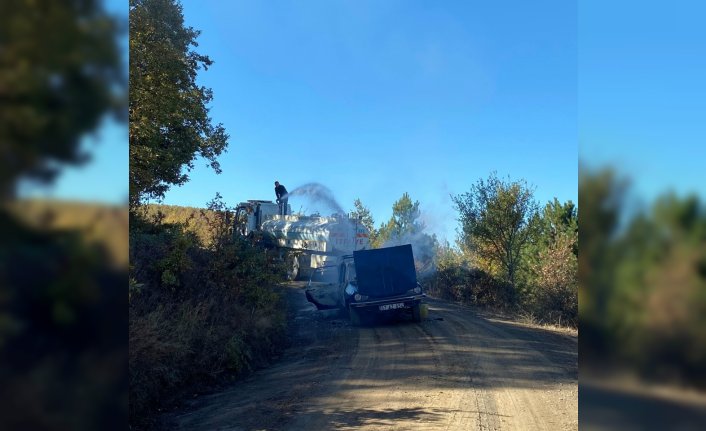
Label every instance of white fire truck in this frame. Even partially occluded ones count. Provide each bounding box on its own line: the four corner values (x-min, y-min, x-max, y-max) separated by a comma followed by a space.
233, 200, 370, 280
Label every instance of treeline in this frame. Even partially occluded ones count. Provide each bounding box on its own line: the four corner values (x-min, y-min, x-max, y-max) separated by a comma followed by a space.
351, 173, 578, 327
581, 167, 706, 388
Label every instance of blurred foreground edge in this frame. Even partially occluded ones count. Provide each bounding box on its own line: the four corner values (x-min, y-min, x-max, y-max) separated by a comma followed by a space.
580, 374, 706, 431
0, 0, 128, 429
0, 200, 128, 430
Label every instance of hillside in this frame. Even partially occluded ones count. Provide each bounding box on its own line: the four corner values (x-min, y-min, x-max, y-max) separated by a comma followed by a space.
6, 199, 128, 268
139, 203, 226, 247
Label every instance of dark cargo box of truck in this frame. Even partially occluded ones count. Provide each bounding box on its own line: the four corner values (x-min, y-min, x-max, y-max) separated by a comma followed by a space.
353, 244, 417, 297
348, 244, 425, 324
304, 244, 426, 324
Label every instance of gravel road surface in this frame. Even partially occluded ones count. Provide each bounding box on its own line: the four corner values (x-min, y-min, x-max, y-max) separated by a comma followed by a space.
161, 283, 578, 430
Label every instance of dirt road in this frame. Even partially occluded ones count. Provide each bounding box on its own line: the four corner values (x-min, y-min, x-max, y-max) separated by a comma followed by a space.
161, 283, 578, 430
579, 378, 706, 431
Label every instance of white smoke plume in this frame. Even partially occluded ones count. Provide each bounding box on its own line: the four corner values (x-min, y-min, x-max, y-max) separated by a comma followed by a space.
381, 223, 438, 279
287, 182, 348, 216
287, 182, 358, 254
287, 183, 438, 273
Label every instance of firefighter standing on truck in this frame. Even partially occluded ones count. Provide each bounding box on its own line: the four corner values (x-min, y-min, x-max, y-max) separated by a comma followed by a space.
274, 181, 288, 215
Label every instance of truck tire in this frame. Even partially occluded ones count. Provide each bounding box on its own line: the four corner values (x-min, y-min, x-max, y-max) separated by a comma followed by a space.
349, 306, 362, 326
287, 256, 299, 281
412, 303, 423, 323
420, 303, 429, 320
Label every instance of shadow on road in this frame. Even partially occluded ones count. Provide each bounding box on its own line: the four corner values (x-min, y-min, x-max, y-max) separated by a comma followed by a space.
310, 406, 510, 429
161, 285, 578, 430
580, 379, 706, 431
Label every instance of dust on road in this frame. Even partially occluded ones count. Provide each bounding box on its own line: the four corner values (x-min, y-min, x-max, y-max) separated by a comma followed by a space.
161, 283, 578, 430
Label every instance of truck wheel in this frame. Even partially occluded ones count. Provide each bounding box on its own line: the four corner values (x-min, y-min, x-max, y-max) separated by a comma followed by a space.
287, 256, 299, 281
420, 303, 429, 320
349, 306, 362, 326
412, 304, 423, 323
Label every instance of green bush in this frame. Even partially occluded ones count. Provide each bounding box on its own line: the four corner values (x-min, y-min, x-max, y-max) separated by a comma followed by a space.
129, 207, 288, 425
0, 208, 127, 430
425, 239, 576, 326
424, 246, 515, 310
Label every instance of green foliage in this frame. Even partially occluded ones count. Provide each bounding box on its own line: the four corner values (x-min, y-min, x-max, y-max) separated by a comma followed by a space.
350, 198, 378, 247
137, 202, 221, 247
578, 167, 628, 336
581, 167, 706, 387
129, 0, 228, 206
377, 192, 423, 244
421, 174, 577, 326
617, 196, 706, 375
534, 198, 578, 252
425, 242, 514, 309
527, 229, 578, 325
0, 2, 127, 428
0, 208, 126, 430
519, 198, 579, 325
377, 192, 437, 274
0, 0, 124, 196
129, 203, 288, 424
453, 172, 540, 291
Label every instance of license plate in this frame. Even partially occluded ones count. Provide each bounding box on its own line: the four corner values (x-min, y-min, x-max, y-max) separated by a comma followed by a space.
379, 302, 405, 311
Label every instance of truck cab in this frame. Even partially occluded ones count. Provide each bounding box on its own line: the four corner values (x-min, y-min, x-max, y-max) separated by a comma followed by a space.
234, 200, 288, 235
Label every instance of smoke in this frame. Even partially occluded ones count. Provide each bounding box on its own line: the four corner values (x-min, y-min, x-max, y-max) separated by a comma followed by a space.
288, 182, 347, 216
377, 182, 454, 279
288, 182, 360, 254
286, 182, 438, 272
381, 227, 438, 279
419, 181, 457, 244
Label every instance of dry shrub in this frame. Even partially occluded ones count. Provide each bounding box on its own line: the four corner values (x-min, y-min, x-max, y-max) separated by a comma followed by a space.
526, 232, 578, 326
424, 248, 515, 310
1, 209, 127, 430
129, 212, 287, 426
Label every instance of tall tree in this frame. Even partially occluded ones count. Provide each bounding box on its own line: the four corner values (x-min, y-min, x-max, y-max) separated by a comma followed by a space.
524, 199, 578, 271
539, 199, 578, 244
377, 193, 436, 274
350, 198, 377, 247
615, 193, 706, 380
577, 167, 627, 331
526, 198, 579, 324
0, 0, 124, 198
129, 0, 228, 207
377, 192, 423, 244
452, 172, 539, 290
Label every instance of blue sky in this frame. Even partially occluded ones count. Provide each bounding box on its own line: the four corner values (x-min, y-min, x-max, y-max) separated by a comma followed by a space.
18, 0, 129, 205
32, 0, 579, 243
579, 1, 706, 205
21, 1, 706, 241
158, 0, 578, 242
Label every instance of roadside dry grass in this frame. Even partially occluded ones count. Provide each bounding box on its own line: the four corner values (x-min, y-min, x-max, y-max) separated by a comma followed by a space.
5, 199, 128, 268
128, 209, 289, 429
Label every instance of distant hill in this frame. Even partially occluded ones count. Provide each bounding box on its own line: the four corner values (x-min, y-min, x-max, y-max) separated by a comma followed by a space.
6, 199, 128, 268
139, 203, 225, 246
6, 200, 230, 260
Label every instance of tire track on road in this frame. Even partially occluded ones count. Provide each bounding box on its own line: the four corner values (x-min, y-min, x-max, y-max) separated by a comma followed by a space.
162, 287, 578, 430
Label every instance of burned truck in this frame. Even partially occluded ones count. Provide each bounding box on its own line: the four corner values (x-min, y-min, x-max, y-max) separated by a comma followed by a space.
305, 244, 426, 325
234, 200, 369, 280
